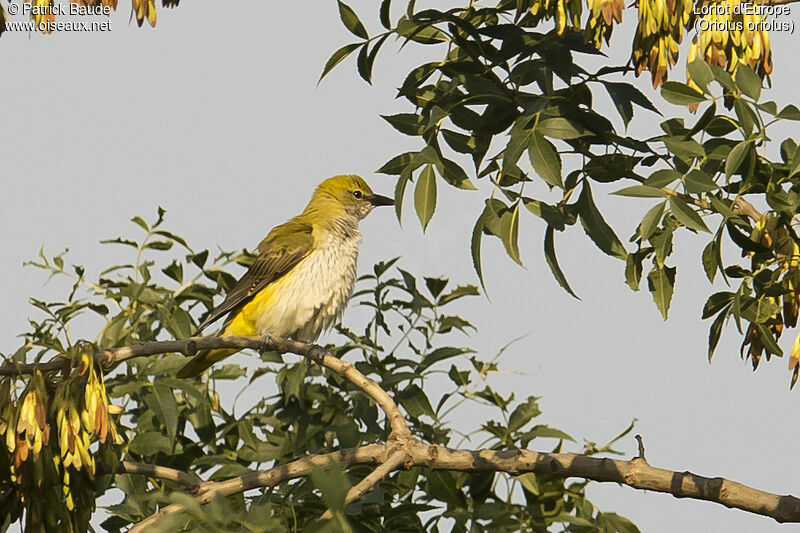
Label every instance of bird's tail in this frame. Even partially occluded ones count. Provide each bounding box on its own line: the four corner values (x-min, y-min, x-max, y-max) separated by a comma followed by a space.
176, 348, 239, 379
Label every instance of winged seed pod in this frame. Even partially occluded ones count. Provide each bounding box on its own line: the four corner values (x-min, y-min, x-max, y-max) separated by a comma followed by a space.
529, 0, 581, 35
632, 0, 692, 87
585, 0, 623, 46
133, 0, 157, 27
686, 0, 772, 104
29, 0, 55, 33
14, 371, 49, 464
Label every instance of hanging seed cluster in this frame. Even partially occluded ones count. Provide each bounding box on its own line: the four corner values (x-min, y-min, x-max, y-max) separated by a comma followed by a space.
687, 0, 773, 94
737, 214, 800, 382
0, 342, 123, 531
631, 0, 694, 88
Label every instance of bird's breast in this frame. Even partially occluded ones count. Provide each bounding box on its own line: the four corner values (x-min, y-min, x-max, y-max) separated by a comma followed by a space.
243, 231, 362, 341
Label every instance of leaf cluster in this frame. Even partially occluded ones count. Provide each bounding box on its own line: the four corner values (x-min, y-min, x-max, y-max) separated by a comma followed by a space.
2, 214, 639, 531
326, 1, 800, 387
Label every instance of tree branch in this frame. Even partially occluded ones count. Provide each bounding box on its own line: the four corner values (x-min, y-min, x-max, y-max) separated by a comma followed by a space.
116, 461, 204, 493
0, 335, 411, 438
130, 439, 800, 528
8, 337, 798, 526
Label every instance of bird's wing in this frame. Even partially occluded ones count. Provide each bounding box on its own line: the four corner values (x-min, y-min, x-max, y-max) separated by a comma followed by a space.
195, 218, 314, 333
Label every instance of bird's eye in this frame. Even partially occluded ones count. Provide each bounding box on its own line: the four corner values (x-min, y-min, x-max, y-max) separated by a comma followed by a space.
353, 190, 363, 199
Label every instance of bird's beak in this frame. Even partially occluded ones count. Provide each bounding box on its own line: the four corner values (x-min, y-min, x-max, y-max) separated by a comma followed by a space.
367, 193, 395, 207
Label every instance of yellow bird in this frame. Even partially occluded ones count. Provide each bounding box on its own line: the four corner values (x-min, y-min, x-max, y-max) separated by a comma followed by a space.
176, 175, 394, 378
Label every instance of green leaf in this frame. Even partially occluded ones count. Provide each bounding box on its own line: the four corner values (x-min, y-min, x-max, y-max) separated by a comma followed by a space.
757, 324, 783, 356
129, 432, 173, 456
734, 98, 756, 137
544, 226, 579, 299
707, 308, 728, 362
585, 154, 641, 183
516, 472, 540, 495
310, 458, 352, 515
660, 82, 706, 105
606, 82, 659, 113
789, 146, 800, 179
664, 137, 705, 161
508, 397, 541, 433
526, 424, 575, 442
382, 113, 425, 136
687, 59, 714, 93
734, 65, 762, 101
688, 103, 717, 136
604, 82, 660, 127
414, 164, 437, 231
379, 0, 391, 29
500, 202, 522, 265
612, 185, 666, 198
644, 169, 681, 188
701, 239, 718, 283
471, 204, 493, 291
337, 0, 368, 39
394, 166, 411, 221
131, 216, 149, 232
704, 116, 738, 136
528, 133, 563, 187
684, 169, 719, 193
702, 292, 735, 319
523, 197, 564, 229
778, 104, 800, 121
625, 250, 646, 291
726, 222, 771, 253
420, 347, 474, 371
441, 129, 476, 154
209, 364, 247, 380
639, 201, 666, 240
439, 284, 479, 305
376, 151, 415, 175
427, 471, 467, 508
397, 384, 434, 418
669, 196, 710, 232
536, 117, 586, 139
145, 385, 179, 441
577, 183, 627, 259
709, 64, 736, 91
647, 266, 676, 320
725, 141, 751, 178
319, 42, 362, 82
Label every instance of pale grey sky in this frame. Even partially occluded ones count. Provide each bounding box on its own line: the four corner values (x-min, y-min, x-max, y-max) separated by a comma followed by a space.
1, 2, 799, 532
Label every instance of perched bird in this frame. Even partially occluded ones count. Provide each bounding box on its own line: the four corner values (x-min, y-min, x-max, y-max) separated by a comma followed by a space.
176, 175, 394, 378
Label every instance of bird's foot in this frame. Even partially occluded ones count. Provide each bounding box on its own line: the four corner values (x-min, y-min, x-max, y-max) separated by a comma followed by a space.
258, 334, 279, 354
305, 344, 327, 365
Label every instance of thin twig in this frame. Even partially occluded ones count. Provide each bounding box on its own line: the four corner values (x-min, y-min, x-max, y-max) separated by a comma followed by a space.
319, 448, 407, 521
634, 434, 646, 461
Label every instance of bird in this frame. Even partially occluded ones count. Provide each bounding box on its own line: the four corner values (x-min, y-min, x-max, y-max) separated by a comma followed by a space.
176, 175, 394, 378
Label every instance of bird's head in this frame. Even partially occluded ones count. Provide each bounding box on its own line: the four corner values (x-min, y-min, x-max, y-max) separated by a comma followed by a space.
309, 175, 394, 221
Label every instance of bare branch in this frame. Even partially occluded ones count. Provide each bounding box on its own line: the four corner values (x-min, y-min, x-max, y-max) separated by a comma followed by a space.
130, 437, 800, 529
116, 461, 204, 493
0, 335, 411, 438
406, 441, 800, 523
